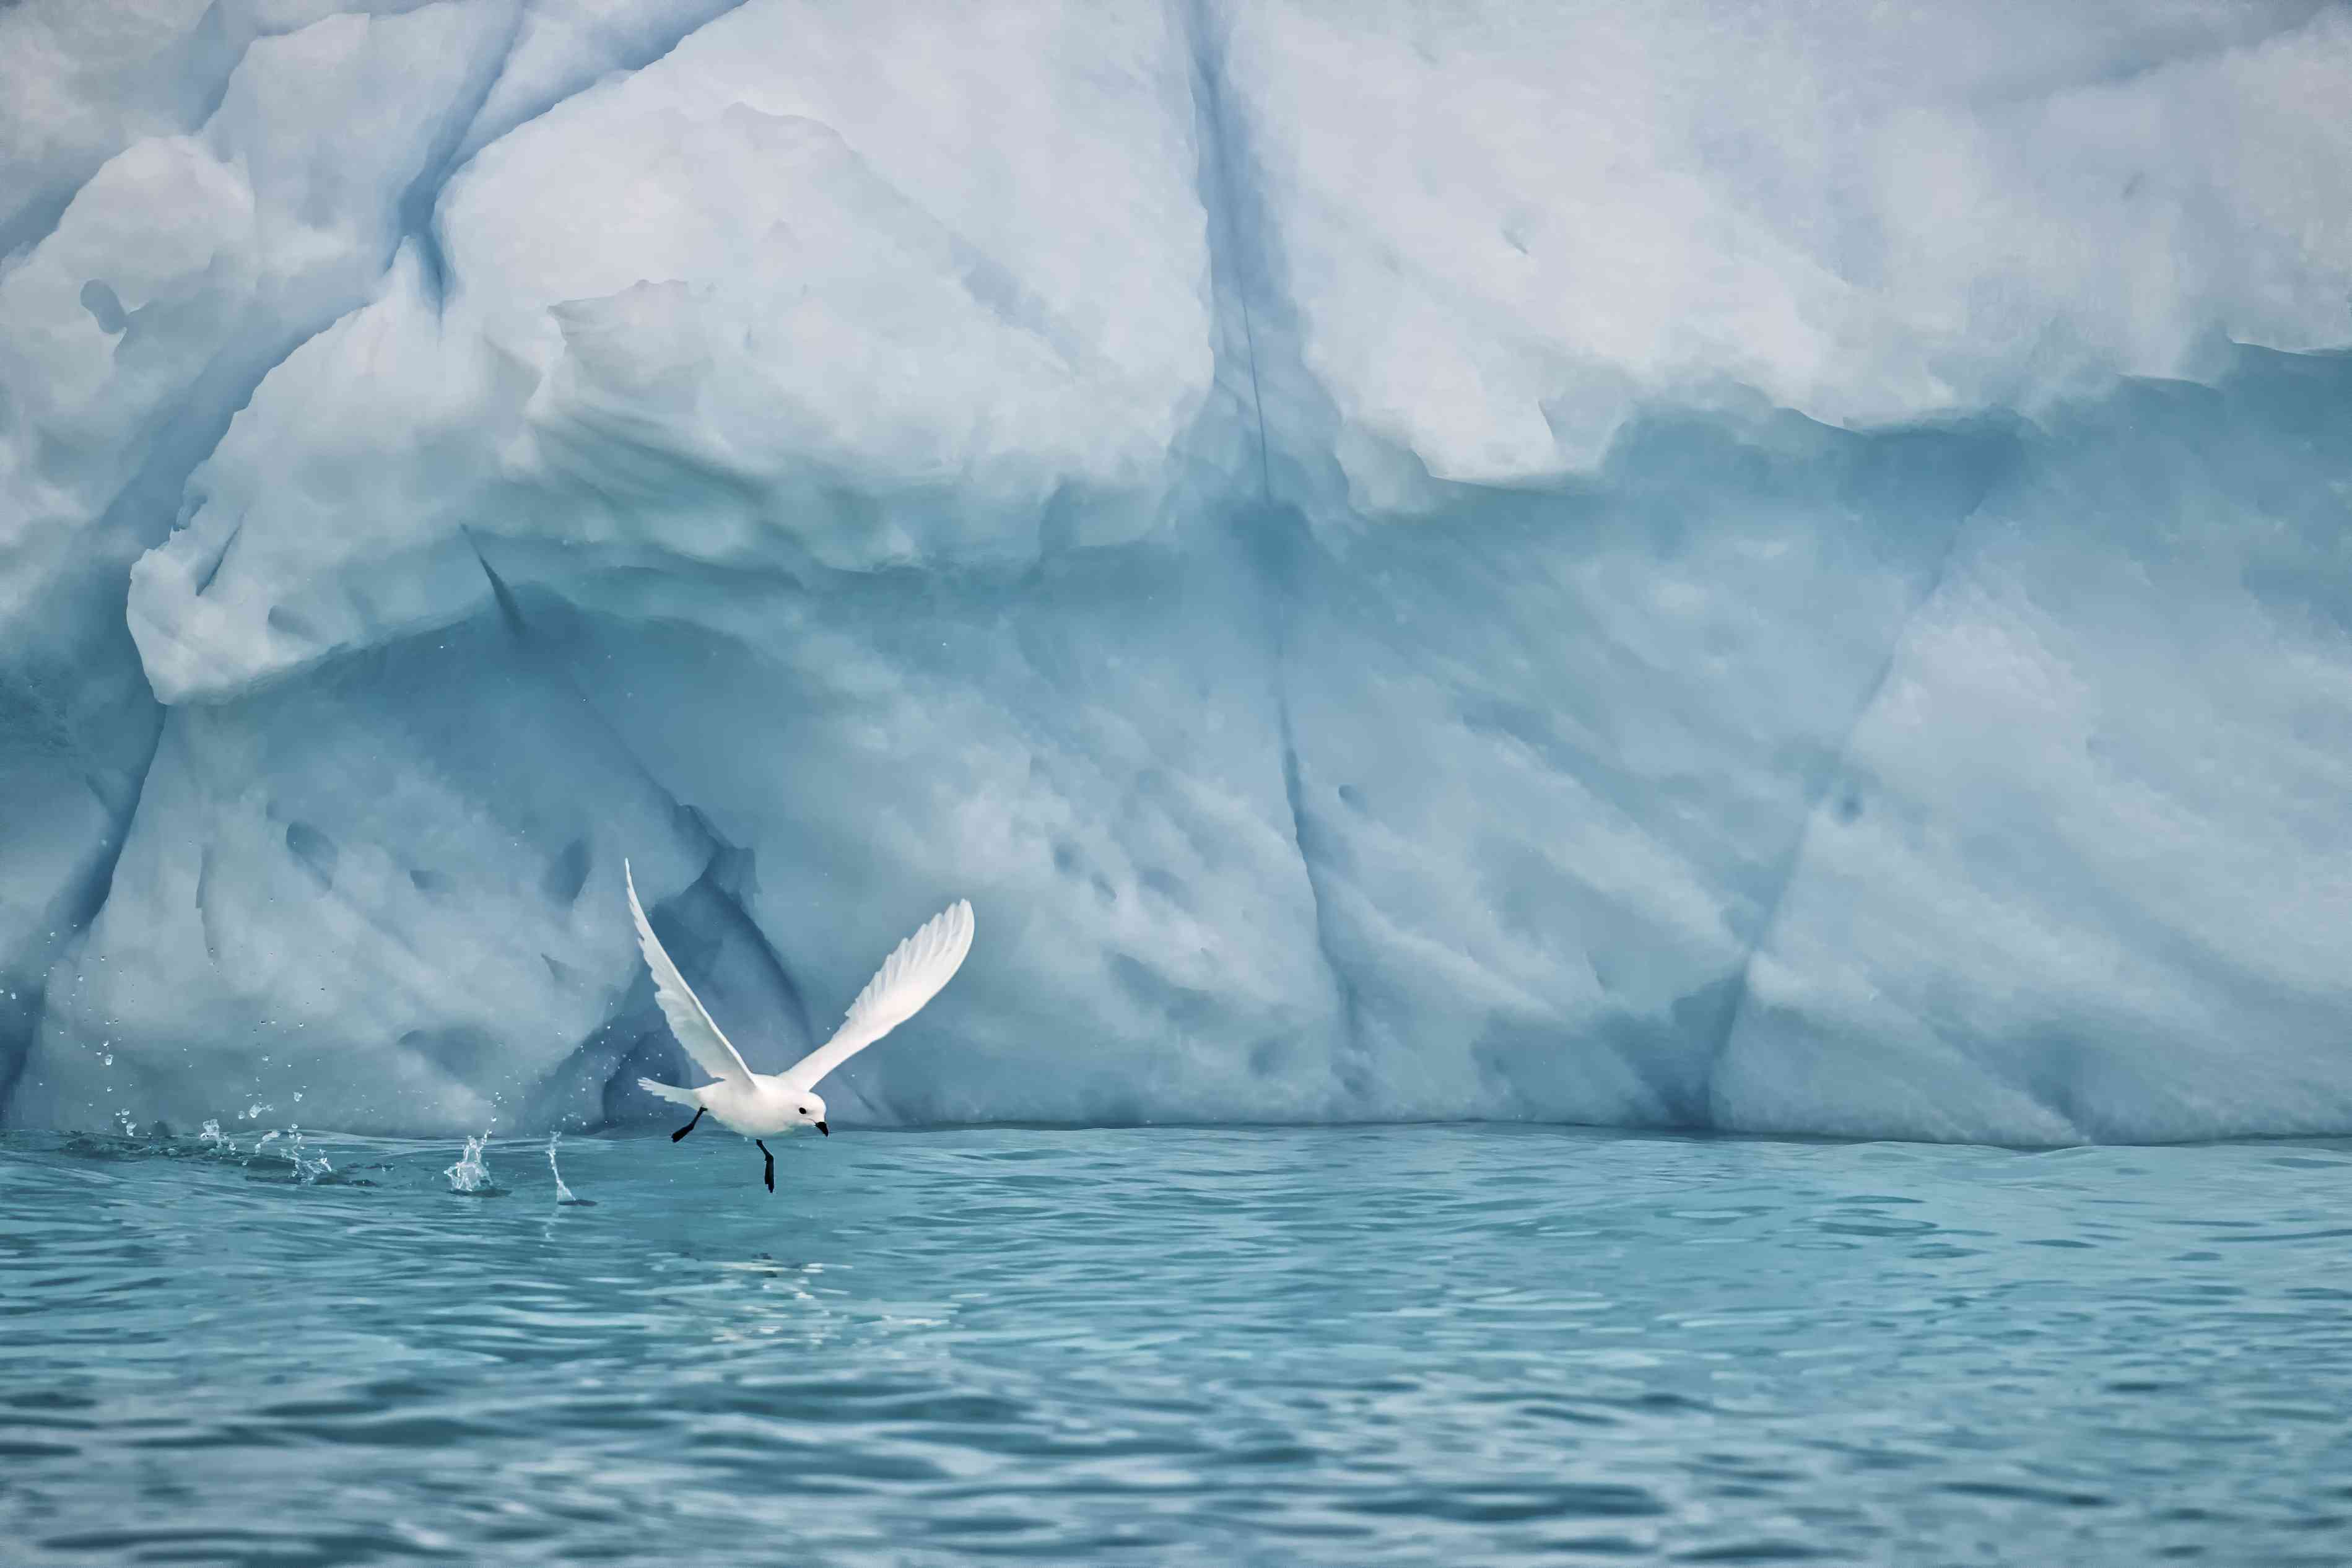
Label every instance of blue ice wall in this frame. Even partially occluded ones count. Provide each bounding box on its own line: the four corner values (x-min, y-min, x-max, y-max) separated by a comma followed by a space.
4, 0, 2350, 1140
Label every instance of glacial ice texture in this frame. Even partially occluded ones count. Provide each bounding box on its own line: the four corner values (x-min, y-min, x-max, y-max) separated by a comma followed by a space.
4, 0, 2351, 1142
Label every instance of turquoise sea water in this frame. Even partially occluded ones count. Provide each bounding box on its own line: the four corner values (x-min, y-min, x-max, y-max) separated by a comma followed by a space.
4, 1124, 2349, 1566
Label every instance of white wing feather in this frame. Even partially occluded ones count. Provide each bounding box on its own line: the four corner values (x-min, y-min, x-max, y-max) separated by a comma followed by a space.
785, 899, 974, 1091
625, 860, 754, 1087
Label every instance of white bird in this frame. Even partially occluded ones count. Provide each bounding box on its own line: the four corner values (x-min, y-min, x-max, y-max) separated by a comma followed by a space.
625, 860, 975, 1192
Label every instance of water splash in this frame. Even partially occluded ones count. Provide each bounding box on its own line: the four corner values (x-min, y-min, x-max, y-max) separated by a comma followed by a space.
199, 1118, 235, 1154
242, 1101, 274, 1122
546, 1133, 578, 1204
445, 1134, 492, 1194
282, 1125, 333, 1185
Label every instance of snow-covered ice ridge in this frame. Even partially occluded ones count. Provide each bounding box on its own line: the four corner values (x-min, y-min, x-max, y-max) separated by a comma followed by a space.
5, 0, 2351, 1143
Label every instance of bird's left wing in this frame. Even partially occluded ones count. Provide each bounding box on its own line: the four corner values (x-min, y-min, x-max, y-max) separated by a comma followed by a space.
784, 899, 974, 1091
625, 860, 754, 1088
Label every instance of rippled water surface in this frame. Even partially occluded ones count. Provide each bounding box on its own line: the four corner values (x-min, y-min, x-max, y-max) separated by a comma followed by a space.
4, 1125, 2350, 1565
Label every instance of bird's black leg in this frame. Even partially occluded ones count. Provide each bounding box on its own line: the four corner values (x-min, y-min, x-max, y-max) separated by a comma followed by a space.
757, 1139, 775, 1193
671, 1107, 704, 1143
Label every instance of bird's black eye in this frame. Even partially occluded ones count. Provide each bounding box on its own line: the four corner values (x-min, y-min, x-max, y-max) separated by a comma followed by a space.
797, 1107, 808, 1114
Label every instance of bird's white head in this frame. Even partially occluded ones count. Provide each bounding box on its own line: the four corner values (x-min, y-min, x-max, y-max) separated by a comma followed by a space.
791, 1090, 829, 1136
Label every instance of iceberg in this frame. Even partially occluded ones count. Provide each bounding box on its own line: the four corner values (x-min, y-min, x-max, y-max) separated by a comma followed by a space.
4, 0, 2350, 1141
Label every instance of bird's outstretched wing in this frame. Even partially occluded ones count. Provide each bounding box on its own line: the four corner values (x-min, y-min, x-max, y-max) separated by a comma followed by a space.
625, 860, 754, 1088
785, 900, 974, 1091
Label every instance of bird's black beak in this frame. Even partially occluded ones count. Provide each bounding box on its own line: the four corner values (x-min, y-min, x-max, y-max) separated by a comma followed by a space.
815, 1121, 829, 1136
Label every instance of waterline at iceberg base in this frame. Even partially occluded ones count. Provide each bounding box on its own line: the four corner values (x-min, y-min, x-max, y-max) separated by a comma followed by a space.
6, 2, 2352, 1143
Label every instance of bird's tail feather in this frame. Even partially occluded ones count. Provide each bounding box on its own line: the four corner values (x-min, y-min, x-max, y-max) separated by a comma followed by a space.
637, 1077, 698, 1107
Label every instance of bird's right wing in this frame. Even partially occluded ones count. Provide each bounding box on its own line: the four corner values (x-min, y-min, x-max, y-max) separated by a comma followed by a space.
625, 860, 754, 1088
785, 899, 973, 1091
